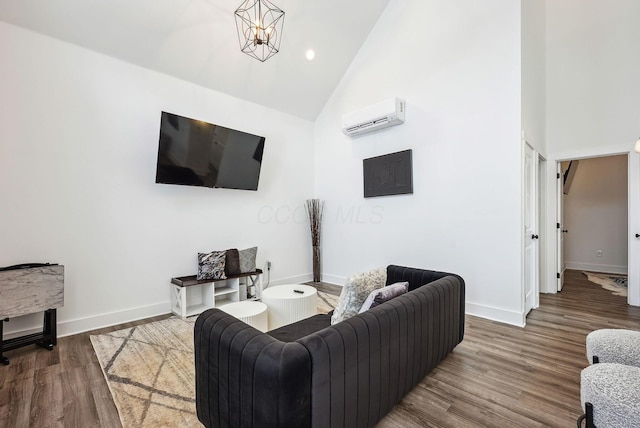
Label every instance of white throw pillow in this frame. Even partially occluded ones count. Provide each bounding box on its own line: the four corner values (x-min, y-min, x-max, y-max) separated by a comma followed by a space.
331, 267, 387, 324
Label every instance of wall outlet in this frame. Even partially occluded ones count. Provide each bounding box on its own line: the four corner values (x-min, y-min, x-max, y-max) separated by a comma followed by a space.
596, 250, 603, 257
267, 260, 272, 269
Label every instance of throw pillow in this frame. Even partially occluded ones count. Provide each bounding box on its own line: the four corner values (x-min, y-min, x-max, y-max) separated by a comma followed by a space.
331, 267, 387, 325
358, 281, 409, 314
239, 247, 257, 273
197, 251, 227, 280
225, 248, 241, 276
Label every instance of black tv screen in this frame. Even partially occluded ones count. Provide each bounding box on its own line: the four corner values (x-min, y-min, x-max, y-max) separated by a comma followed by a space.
155, 112, 265, 191
363, 149, 413, 197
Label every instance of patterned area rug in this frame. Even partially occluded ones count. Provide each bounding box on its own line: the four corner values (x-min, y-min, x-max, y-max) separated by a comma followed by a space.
90, 317, 197, 427
91, 290, 338, 428
317, 289, 339, 314
583, 271, 628, 297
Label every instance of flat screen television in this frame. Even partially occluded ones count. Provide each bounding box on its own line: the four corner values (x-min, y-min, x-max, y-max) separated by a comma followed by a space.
363, 149, 413, 198
155, 112, 265, 191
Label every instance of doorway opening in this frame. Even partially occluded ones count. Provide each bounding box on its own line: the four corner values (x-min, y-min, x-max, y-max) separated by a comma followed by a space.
557, 154, 629, 298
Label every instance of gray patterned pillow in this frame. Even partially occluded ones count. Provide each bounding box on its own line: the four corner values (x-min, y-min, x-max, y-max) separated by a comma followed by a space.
238, 247, 257, 273
197, 251, 227, 280
331, 267, 387, 324
358, 281, 409, 314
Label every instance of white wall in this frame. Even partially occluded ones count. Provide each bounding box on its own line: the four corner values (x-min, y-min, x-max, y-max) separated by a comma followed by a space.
544, 0, 640, 305
0, 22, 315, 336
315, 0, 525, 325
546, 0, 640, 153
521, 0, 546, 154
563, 156, 628, 273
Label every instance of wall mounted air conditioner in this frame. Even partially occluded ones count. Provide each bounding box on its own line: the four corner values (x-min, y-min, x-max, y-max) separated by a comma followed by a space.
341, 98, 405, 137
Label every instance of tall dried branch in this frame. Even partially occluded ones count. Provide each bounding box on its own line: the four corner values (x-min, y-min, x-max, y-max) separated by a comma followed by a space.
305, 199, 324, 247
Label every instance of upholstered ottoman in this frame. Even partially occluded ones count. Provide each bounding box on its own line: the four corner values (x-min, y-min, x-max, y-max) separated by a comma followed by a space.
580, 363, 640, 427
586, 329, 640, 366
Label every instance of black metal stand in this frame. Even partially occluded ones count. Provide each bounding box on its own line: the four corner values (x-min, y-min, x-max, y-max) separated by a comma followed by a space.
0, 309, 57, 365
577, 403, 595, 428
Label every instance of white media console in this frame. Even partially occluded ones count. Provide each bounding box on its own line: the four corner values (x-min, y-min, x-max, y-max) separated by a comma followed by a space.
170, 269, 263, 318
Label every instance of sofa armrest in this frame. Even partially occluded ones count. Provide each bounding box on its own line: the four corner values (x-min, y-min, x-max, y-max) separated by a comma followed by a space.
386, 264, 465, 343
194, 309, 312, 428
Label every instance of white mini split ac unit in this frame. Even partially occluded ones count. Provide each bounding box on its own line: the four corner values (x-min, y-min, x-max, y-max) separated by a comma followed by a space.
341, 98, 406, 137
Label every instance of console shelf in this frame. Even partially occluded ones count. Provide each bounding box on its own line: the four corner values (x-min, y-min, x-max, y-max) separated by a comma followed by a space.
170, 270, 262, 319
214, 286, 237, 297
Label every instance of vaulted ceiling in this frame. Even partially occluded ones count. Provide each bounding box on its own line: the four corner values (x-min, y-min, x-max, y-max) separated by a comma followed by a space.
0, 0, 389, 120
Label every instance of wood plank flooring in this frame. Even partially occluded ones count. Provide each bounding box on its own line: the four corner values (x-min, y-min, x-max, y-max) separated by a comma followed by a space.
378, 269, 640, 427
0, 314, 171, 428
1, 270, 638, 427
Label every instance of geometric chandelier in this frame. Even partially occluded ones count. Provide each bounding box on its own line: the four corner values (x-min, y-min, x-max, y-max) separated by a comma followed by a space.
234, 0, 285, 62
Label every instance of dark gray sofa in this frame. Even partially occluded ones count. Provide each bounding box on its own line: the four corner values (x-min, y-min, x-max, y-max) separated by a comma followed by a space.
194, 265, 465, 428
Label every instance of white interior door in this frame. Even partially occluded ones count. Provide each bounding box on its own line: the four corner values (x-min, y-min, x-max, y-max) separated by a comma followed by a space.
524, 143, 538, 315
557, 162, 566, 291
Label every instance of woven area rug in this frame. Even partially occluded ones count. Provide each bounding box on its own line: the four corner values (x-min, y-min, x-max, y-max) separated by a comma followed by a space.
317, 289, 340, 313
583, 271, 628, 297
91, 290, 338, 428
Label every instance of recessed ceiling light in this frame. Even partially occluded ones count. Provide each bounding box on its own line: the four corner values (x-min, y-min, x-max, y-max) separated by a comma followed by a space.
305, 49, 316, 61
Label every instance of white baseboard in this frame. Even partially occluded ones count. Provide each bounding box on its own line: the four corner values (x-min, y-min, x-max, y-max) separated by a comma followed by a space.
4, 273, 322, 340
59, 302, 171, 337
319, 274, 346, 286
268, 273, 314, 287
317, 273, 525, 327
565, 262, 627, 275
3, 301, 171, 339
466, 302, 525, 327
3, 274, 527, 339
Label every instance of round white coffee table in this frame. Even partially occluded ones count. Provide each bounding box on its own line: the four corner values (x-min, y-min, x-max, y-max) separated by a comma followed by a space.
261, 284, 318, 330
219, 301, 268, 332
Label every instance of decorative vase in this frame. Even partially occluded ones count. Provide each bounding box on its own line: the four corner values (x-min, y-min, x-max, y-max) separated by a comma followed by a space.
305, 199, 325, 283
312, 245, 321, 283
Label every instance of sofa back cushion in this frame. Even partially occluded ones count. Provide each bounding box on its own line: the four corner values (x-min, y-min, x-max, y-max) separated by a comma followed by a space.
386, 264, 451, 291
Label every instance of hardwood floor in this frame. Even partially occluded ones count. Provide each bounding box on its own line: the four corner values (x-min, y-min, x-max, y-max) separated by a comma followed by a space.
378, 270, 640, 427
1, 270, 638, 427
0, 314, 171, 428
305, 281, 342, 296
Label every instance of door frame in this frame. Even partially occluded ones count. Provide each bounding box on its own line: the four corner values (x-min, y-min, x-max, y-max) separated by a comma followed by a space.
543, 145, 640, 307
536, 152, 546, 309
522, 138, 541, 318
522, 141, 544, 322
556, 162, 565, 291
